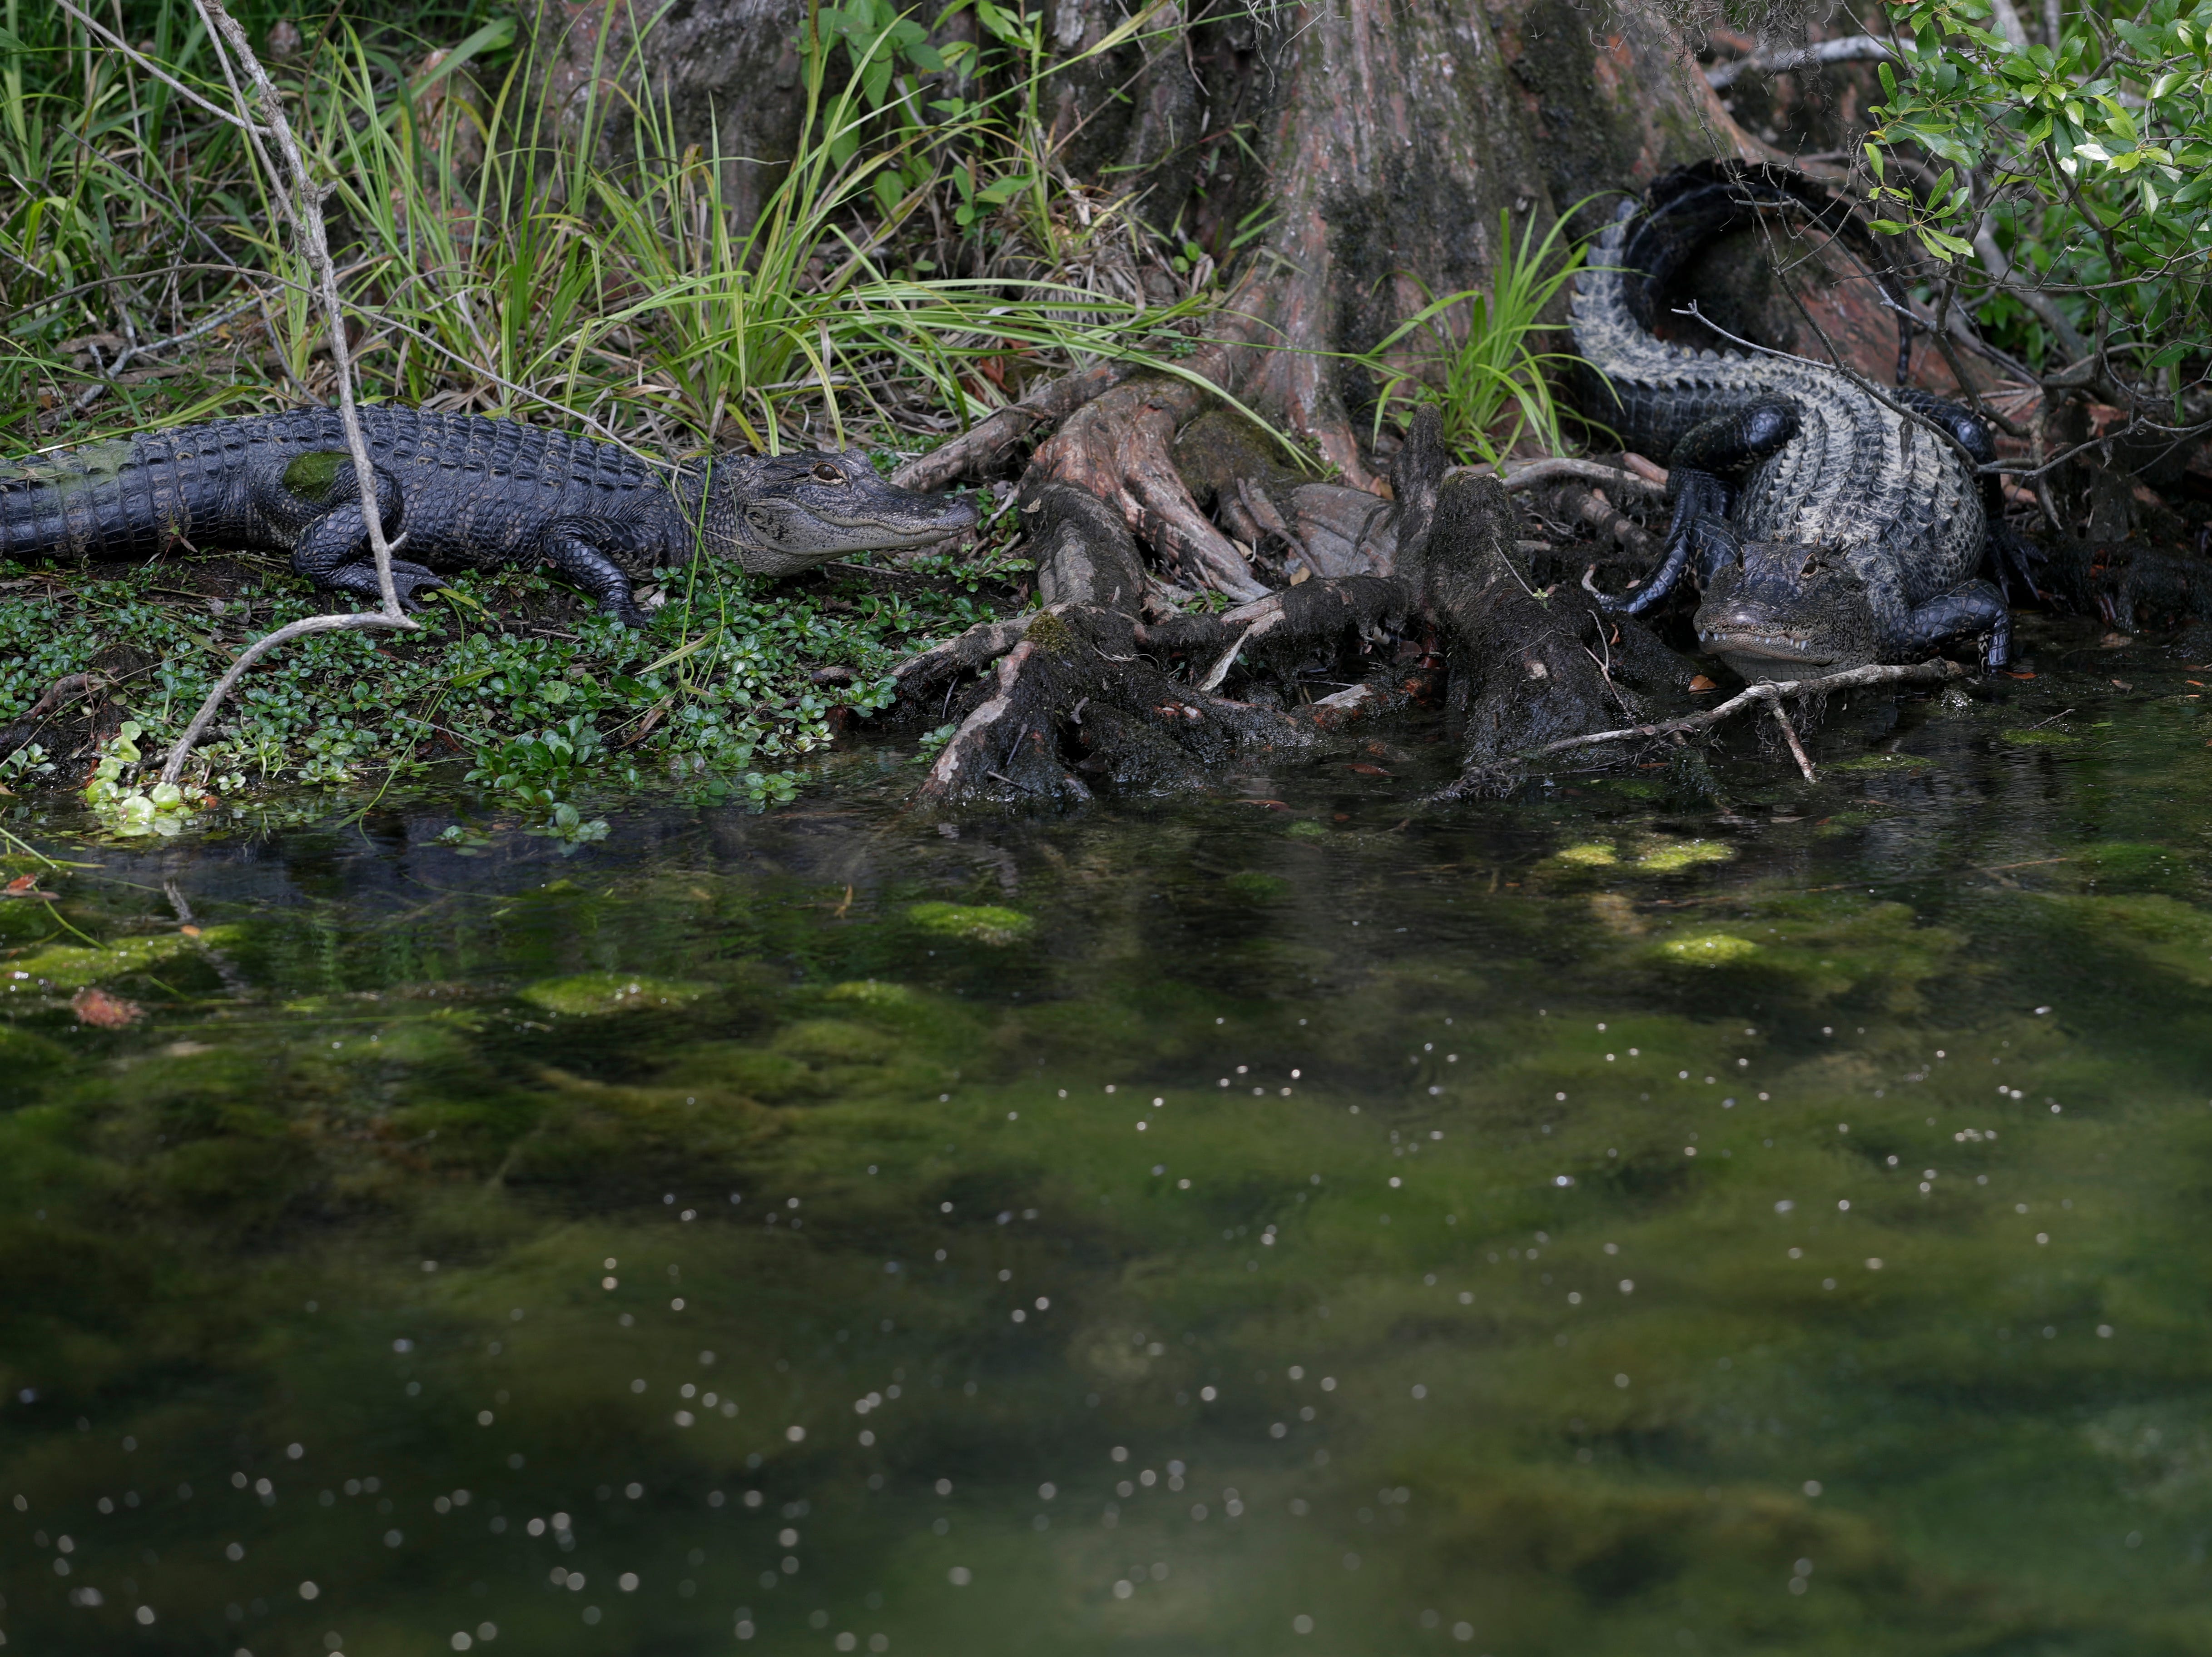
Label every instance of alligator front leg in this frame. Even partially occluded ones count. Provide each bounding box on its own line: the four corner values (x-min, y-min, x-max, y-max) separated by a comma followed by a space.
1893, 388, 2043, 600
290, 503, 446, 610
542, 529, 650, 627
1899, 578, 2011, 669
1613, 398, 1802, 615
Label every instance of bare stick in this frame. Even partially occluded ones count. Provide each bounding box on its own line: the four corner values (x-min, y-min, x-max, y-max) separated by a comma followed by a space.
1706, 35, 1898, 90
1771, 701, 1818, 781
1498, 458, 1668, 494
1449, 658, 1962, 789
159, 1, 417, 788
53, 0, 271, 134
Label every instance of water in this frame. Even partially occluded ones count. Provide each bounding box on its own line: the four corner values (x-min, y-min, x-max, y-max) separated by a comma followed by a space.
6, 618, 2212, 1655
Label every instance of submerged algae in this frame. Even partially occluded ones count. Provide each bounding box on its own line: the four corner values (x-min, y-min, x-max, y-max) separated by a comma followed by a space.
519, 971, 719, 1015
1, 926, 240, 994
9, 644, 2212, 1652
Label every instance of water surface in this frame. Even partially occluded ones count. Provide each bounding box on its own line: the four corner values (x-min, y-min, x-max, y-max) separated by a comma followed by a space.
6, 618, 2212, 1656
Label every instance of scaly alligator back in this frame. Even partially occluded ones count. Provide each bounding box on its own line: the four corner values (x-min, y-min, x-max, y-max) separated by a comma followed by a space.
0, 425, 243, 562
0, 407, 974, 623
0, 407, 687, 569
1571, 163, 1986, 640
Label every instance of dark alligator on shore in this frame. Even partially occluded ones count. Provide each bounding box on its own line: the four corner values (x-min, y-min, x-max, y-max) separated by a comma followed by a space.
0, 408, 976, 624
1572, 160, 2033, 674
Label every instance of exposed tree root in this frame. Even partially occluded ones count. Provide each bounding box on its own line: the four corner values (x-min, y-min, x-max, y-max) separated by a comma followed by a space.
902, 478, 1415, 807
1028, 365, 1274, 602
893, 407, 1706, 808
888, 362, 1136, 492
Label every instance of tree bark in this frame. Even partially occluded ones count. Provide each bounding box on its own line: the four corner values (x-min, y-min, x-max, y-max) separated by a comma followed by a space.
528, 0, 1757, 804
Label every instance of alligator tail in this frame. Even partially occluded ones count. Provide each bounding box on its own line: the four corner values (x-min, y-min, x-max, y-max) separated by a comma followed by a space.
0, 428, 227, 563
1571, 160, 1906, 458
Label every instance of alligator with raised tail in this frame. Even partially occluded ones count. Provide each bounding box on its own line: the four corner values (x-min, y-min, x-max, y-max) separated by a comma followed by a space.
1572, 161, 2028, 674
0, 408, 976, 624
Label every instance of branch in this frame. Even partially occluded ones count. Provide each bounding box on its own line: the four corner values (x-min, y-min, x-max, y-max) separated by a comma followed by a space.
1706, 35, 1897, 90
1970, 211, 2092, 364
160, 615, 417, 784
1499, 457, 1668, 494
159, 1, 417, 789
52, 0, 273, 135
1445, 658, 1963, 790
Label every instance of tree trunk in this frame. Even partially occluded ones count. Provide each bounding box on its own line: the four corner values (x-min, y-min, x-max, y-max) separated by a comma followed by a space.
524, 0, 809, 232
527, 0, 1758, 803
892, 0, 1741, 803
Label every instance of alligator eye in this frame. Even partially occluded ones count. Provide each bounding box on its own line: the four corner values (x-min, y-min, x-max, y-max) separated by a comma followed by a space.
810, 462, 845, 484
1800, 556, 1820, 578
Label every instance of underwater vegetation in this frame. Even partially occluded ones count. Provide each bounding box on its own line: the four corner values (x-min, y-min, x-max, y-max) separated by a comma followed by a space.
8, 632, 2212, 1652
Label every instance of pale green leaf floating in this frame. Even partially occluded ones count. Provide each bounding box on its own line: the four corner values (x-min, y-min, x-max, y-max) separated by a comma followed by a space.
1634, 839, 1734, 873
905, 903, 1037, 946
1658, 933, 1762, 967
519, 973, 718, 1016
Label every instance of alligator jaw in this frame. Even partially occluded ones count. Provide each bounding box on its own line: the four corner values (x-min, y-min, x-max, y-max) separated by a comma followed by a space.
1696, 625, 1843, 668
814, 494, 977, 549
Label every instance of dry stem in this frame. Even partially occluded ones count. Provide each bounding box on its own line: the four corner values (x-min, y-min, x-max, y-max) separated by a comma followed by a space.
158, 0, 416, 788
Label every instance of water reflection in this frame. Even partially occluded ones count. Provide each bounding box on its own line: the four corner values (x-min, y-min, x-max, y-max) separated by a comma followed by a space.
6, 622, 2212, 1652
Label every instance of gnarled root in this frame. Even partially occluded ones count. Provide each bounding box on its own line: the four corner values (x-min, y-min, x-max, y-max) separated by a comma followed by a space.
1030, 368, 1273, 602
1403, 469, 1693, 791
906, 481, 1418, 808
897, 405, 1703, 809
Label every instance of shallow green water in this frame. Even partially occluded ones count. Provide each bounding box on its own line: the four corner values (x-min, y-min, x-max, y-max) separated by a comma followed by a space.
8, 620, 2212, 1657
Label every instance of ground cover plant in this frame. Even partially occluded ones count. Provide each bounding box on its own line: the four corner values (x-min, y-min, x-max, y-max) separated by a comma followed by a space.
0, 0, 1219, 829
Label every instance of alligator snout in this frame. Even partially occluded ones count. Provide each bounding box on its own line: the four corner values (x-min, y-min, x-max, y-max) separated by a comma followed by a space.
1692, 539, 1879, 675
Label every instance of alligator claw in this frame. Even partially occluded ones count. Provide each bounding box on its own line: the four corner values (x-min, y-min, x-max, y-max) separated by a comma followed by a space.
1988, 523, 2044, 605
389, 562, 447, 612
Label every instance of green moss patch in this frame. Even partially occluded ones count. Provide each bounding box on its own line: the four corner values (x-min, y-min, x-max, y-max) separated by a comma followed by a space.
905, 903, 1036, 946
1549, 842, 1621, 869
518, 973, 718, 1016
1657, 932, 1762, 966
3, 927, 238, 994
1634, 839, 1734, 874
1831, 752, 1936, 772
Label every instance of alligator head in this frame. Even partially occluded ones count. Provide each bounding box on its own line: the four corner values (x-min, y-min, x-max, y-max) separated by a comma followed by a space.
1694, 541, 1879, 677
710, 449, 977, 577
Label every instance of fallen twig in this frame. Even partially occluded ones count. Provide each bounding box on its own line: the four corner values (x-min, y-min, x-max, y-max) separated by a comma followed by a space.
70, 296, 261, 415
1446, 657, 1964, 791
25, 672, 106, 721
159, 1, 417, 789
1499, 457, 1668, 495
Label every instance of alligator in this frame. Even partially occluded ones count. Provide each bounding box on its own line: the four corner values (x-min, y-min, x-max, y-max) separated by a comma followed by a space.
0, 407, 977, 624
1572, 160, 2028, 674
